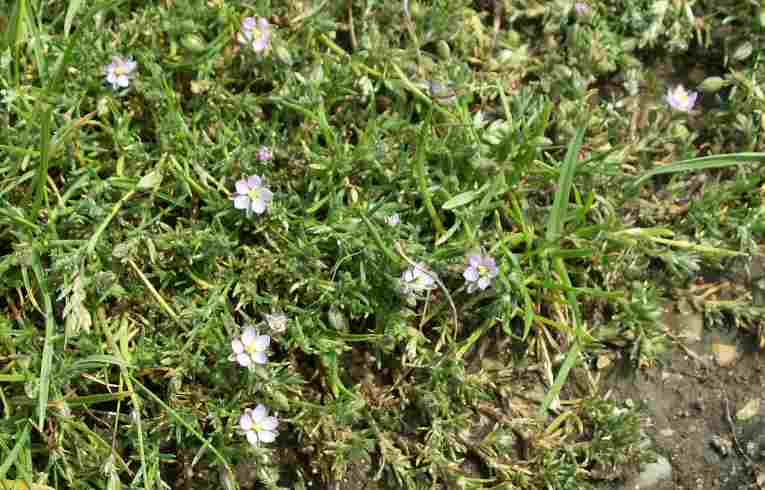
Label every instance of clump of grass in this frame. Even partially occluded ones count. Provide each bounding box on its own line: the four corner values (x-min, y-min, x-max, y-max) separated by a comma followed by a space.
1, 0, 763, 488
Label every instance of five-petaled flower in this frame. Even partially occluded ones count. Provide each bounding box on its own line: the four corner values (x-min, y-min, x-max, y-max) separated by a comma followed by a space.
665, 84, 698, 113
104, 55, 137, 90
257, 146, 273, 162
463, 254, 499, 293
400, 263, 436, 295
238, 17, 272, 53
231, 327, 271, 367
240, 404, 278, 445
233, 175, 273, 215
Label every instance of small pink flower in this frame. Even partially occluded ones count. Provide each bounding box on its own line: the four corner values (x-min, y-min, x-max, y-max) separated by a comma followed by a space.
574, 2, 591, 15
257, 146, 273, 161
463, 254, 499, 293
240, 404, 278, 445
238, 17, 272, 53
400, 263, 435, 295
104, 55, 137, 90
230, 327, 270, 367
232, 175, 273, 215
665, 85, 698, 113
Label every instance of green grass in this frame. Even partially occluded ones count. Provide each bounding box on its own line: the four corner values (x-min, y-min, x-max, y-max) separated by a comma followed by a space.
1, 0, 764, 488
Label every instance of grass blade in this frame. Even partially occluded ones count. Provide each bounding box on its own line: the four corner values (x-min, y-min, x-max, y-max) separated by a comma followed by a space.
63, 0, 84, 37
30, 249, 56, 429
631, 152, 765, 188
0, 424, 29, 479
546, 123, 585, 241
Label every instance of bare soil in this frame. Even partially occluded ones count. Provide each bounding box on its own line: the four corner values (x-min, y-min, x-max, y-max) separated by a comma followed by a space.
602, 318, 765, 490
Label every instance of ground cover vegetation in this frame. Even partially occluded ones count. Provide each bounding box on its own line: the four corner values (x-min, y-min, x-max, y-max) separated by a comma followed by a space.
0, 0, 764, 488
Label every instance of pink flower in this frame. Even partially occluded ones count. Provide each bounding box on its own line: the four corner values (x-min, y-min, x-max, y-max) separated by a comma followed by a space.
463, 254, 499, 293
232, 175, 273, 215
238, 17, 272, 53
574, 2, 591, 15
230, 327, 270, 367
240, 404, 278, 445
104, 55, 137, 90
400, 263, 435, 295
665, 85, 698, 113
257, 146, 273, 161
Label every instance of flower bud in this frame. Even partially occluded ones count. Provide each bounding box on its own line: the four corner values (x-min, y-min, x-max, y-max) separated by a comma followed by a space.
274, 43, 293, 65
698, 76, 728, 94
671, 123, 690, 140
436, 40, 451, 59
732, 41, 753, 62
181, 33, 206, 53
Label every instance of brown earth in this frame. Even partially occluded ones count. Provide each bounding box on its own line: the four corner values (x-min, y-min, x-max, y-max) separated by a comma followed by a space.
601, 311, 765, 490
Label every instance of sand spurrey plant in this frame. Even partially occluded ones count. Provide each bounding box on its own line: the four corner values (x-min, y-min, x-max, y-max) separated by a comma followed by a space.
2, 1, 763, 489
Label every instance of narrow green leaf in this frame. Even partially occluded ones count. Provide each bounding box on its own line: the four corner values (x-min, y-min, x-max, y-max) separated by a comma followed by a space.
0, 424, 29, 478
63, 0, 84, 37
442, 187, 485, 210
632, 152, 765, 188
31, 249, 56, 429
546, 123, 586, 241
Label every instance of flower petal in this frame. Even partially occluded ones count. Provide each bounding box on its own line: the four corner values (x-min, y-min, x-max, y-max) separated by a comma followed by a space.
242, 17, 257, 30
236, 353, 252, 367
246, 175, 262, 188
257, 430, 277, 443
253, 38, 269, 52
253, 335, 271, 351
252, 404, 268, 421
235, 179, 250, 195
252, 352, 268, 365
463, 267, 479, 282
260, 416, 278, 431
241, 327, 257, 346
231, 339, 244, 354
250, 198, 267, 214
246, 430, 259, 446
234, 195, 250, 210
240, 412, 253, 431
